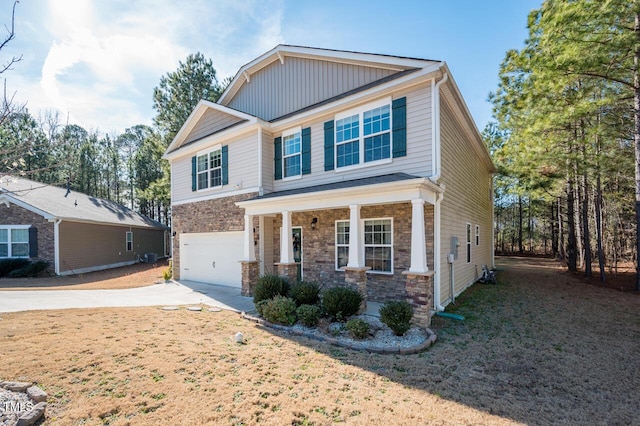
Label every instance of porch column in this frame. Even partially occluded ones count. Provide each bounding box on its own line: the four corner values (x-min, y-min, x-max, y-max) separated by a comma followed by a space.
243, 214, 256, 261
280, 210, 294, 263
409, 199, 428, 273
347, 204, 364, 268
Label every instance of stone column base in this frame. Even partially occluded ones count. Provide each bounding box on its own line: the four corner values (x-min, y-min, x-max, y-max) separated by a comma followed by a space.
240, 261, 260, 297
343, 266, 370, 314
275, 262, 298, 284
403, 271, 435, 327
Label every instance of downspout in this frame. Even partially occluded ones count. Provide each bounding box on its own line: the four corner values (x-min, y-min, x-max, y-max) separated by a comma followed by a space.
433, 192, 445, 311
53, 219, 61, 275
257, 128, 264, 196
430, 71, 448, 182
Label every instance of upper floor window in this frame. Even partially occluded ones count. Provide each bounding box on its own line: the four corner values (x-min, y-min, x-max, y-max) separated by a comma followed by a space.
283, 128, 302, 178
324, 97, 405, 172
0, 226, 30, 258
197, 148, 222, 190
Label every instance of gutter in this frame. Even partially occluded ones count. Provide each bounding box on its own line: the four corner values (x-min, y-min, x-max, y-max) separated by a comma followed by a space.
433, 192, 446, 311
430, 71, 448, 182
53, 219, 61, 275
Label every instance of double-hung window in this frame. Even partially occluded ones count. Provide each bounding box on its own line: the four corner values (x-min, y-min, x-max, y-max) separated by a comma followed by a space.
335, 218, 393, 273
283, 128, 301, 178
466, 223, 472, 263
126, 231, 133, 252
335, 98, 392, 169
196, 148, 222, 190
0, 226, 30, 258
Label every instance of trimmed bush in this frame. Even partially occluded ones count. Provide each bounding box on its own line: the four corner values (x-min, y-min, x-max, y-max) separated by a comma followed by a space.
289, 281, 320, 306
296, 304, 321, 327
259, 296, 297, 326
379, 301, 413, 336
0, 258, 30, 277
321, 287, 363, 321
7, 260, 49, 278
345, 318, 369, 340
253, 274, 290, 305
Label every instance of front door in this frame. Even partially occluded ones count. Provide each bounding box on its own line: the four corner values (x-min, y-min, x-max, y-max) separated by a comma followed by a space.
292, 227, 302, 282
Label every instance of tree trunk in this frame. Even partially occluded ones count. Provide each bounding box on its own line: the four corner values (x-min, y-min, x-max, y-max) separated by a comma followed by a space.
518, 194, 524, 254
582, 129, 592, 278
552, 200, 559, 257
595, 172, 606, 283
567, 177, 578, 272
635, 12, 640, 291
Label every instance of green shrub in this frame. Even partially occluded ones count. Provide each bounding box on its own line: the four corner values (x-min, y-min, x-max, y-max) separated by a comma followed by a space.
296, 304, 322, 327
289, 281, 320, 306
253, 274, 290, 305
345, 318, 369, 340
0, 258, 30, 277
259, 296, 297, 326
379, 301, 413, 336
321, 287, 363, 321
8, 260, 49, 278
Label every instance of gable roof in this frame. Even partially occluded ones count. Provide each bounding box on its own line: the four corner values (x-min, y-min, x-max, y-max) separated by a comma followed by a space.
0, 176, 167, 229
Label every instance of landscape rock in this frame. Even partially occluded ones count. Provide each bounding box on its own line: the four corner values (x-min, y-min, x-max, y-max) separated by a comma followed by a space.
17, 401, 46, 426
26, 385, 47, 403
1, 381, 32, 392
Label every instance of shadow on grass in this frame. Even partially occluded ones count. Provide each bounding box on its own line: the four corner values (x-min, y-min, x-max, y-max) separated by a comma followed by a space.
260, 256, 639, 426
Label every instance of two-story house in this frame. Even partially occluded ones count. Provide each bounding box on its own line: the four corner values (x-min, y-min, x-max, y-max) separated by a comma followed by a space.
163, 45, 495, 326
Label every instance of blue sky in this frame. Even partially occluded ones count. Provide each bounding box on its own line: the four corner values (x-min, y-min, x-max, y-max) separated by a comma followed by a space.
0, 0, 541, 135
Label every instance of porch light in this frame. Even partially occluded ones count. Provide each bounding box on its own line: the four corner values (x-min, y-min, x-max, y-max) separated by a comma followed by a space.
311, 217, 318, 230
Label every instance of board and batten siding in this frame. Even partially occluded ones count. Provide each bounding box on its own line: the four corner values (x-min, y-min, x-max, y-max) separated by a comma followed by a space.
58, 222, 165, 273
261, 128, 274, 193
438, 98, 493, 305
184, 110, 246, 145
171, 132, 260, 204
227, 56, 398, 121
268, 84, 433, 193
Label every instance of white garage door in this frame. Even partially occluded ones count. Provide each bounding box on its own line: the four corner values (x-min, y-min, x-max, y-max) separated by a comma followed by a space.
180, 232, 244, 287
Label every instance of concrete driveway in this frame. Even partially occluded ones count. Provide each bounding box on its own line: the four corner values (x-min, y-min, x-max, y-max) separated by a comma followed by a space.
0, 280, 255, 313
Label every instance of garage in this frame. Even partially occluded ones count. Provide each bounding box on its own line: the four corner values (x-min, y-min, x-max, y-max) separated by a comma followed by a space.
180, 232, 244, 287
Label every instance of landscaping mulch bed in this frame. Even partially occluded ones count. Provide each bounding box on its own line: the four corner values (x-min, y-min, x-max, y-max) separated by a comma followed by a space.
0, 256, 638, 425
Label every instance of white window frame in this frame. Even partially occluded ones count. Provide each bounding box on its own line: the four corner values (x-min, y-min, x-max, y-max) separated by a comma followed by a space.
126, 231, 133, 252
334, 97, 392, 172
196, 144, 222, 191
475, 225, 480, 246
335, 220, 350, 270
466, 223, 472, 264
282, 126, 302, 180
335, 217, 394, 274
0, 225, 30, 258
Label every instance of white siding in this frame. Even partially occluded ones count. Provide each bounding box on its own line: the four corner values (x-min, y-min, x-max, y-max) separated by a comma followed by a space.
184, 110, 245, 144
228, 56, 398, 121
172, 132, 260, 203
266, 84, 433, 193
438, 97, 493, 305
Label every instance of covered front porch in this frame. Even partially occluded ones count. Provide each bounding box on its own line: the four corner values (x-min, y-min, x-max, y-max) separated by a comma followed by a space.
236, 174, 444, 327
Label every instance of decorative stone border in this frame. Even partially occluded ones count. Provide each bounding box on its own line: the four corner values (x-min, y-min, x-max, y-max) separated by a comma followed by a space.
0, 381, 47, 426
240, 312, 438, 354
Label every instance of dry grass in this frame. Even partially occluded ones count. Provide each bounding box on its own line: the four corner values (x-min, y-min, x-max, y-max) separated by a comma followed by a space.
0, 256, 638, 425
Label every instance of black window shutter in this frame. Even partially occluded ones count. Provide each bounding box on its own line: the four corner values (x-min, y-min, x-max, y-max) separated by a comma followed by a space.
274, 137, 282, 180
301, 127, 311, 175
323, 120, 334, 171
392, 97, 407, 158
29, 227, 38, 258
221, 145, 229, 185
191, 156, 197, 191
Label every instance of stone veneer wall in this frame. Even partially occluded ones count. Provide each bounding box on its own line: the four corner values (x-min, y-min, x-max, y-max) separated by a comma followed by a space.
1, 203, 55, 268
170, 192, 259, 279
270, 202, 435, 303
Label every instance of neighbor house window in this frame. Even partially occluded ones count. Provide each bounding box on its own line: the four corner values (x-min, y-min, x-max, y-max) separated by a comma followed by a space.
283, 129, 302, 178
126, 231, 133, 252
335, 98, 391, 168
364, 218, 393, 273
475, 225, 480, 246
0, 226, 30, 258
196, 148, 222, 190
466, 223, 472, 263
335, 220, 350, 269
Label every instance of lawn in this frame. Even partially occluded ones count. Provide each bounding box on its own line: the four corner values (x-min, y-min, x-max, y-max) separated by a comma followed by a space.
0, 256, 638, 425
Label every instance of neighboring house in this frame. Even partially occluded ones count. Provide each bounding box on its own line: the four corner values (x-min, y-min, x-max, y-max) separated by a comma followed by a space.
164, 45, 495, 326
0, 176, 169, 275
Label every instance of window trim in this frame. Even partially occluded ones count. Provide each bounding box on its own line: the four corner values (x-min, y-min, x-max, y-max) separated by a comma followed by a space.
466, 223, 472, 264
281, 126, 302, 180
334, 97, 392, 172
0, 225, 31, 258
126, 231, 133, 252
334, 217, 394, 274
196, 144, 223, 191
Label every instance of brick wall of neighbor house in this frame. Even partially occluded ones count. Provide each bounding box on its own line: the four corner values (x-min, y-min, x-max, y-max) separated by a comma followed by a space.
1, 204, 55, 267
270, 202, 434, 303
171, 192, 259, 279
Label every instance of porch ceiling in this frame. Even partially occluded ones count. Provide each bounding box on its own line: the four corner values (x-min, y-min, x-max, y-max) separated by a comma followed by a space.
236, 173, 444, 215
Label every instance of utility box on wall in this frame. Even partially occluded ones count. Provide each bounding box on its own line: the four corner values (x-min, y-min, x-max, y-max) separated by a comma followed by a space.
450, 236, 459, 260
